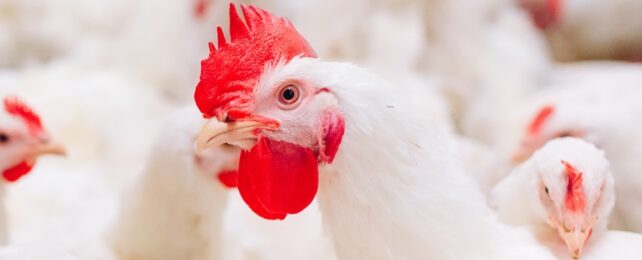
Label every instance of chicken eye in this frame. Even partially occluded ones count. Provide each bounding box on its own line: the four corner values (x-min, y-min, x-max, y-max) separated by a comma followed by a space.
544, 186, 550, 195
0, 133, 9, 144
277, 84, 301, 109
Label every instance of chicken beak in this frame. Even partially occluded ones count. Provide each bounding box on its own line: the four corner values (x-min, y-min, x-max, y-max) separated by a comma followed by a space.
558, 227, 590, 259
196, 117, 279, 152
510, 148, 530, 163
510, 140, 539, 164
32, 140, 67, 158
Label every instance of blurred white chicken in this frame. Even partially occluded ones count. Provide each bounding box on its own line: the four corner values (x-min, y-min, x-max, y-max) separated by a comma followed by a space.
0, 96, 66, 244
416, 0, 553, 145
109, 107, 237, 260
493, 137, 642, 259
0, 0, 133, 67
522, 0, 642, 61
0, 60, 171, 259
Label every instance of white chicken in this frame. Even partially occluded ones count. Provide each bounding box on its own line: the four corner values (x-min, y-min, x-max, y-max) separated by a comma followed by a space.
195, 4, 556, 259
493, 137, 642, 259
0, 95, 66, 245
108, 107, 237, 260
417, 0, 553, 145
522, 0, 642, 61
0, 61, 170, 257
0, 0, 133, 67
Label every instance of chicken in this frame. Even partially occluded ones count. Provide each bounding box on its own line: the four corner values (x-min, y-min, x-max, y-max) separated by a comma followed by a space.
417, 0, 553, 145
112, 0, 226, 102
493, 137, 642, 259
0, 96, 66, 244
0, 0, 133, 67
522, 0, 642, 61
506, 69, 642, 233
0, 61, 170, 257
194, 4, 556, 259
108, 107, 237, 260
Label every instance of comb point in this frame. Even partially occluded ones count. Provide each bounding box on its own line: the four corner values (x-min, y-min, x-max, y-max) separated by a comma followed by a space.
217, 26, 227, 49
229, 3, 249, 41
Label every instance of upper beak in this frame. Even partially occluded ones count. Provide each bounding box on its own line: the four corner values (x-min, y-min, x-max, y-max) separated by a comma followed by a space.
32, 140, 67, 158
196, 117, 279, 152
558, 227, 590, 259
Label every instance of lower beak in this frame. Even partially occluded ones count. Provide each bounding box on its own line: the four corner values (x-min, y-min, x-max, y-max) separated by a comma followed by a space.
559, 229, 589, 259
32, 140, 67, 158
196, 118, 278, 152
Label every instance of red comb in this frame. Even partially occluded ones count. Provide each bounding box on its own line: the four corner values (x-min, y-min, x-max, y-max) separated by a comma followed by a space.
194, 4, 317, 119
3, 96, 44, 136
528, 105, 555, 135
562, 160, 586, 212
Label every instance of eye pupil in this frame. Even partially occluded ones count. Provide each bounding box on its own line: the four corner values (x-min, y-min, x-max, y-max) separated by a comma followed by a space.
282, 88, 296, 101
0, 134, 9, 144
277, 84, 301, 108
545, 187, 549, 194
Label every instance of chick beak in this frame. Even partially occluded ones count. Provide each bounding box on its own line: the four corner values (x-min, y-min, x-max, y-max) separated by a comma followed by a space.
196, 117, 279, 152
559, 228, 590, 259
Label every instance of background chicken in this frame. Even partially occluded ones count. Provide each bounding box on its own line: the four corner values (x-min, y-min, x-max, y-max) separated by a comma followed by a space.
108, 107, 237, 260
502, 72, 642, 233
492, 138, 642, 259
523, 0, 642, 61
0, 96, 66, 244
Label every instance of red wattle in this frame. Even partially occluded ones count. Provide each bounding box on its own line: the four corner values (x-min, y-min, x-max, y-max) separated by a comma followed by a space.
238, 137, 318, 220
3, 161, 34, 182
238, 163, 286, 220
217, 170, 238, 188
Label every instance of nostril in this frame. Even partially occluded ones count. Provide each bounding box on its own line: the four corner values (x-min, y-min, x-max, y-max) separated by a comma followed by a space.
224, 115, 234, 123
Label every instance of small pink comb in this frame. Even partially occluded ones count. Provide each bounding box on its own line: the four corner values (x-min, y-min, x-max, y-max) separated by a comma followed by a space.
528, 105, 555, 136
562, 160, 586, 212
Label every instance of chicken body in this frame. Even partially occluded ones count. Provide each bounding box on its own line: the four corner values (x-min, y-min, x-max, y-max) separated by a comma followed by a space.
417, 0, 552, 144
293, 59, 554, 259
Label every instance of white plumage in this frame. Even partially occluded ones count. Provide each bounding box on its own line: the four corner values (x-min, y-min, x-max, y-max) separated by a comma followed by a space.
540, 0, 642, 61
